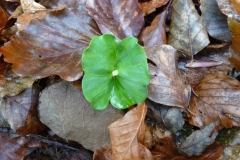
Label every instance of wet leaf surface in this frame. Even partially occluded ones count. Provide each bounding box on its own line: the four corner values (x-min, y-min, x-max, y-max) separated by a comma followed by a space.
139, 0, 169, 15
0, 84, 46, 136
168, 0, 209, 56
142, 10, 167, 46
188, 72, 240, 130
145, 45, 191, 108
0, 4, 101, 81
200, 0, 231, 42
39, 81, 124, 151
108, 103, 153, 160
86, 0, 144, 40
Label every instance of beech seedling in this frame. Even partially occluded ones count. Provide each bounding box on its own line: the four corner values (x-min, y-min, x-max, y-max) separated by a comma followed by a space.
82, 34, 150, 110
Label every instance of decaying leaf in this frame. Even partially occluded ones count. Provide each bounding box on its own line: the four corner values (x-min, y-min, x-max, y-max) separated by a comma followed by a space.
39, 81, 124, 151
86, 0, 144, 40
216, 0, 240, 21
177, 122, 218, 156
228, 17, 240, 71
108, 103, 153, 160
185, 60, 223, 68
139, 0, 169, 15
168, 0, 209, 56
0, 84, 46, 136
0, 4, 101, 81
146, 100, 184, 133
151, 135, 223, 159
0, 58, 35, 97
20, 0, 46, 13
0, 7, 9, 30
188, 72, 240, 129
145, 45, 191, 108
93, 144, 112, 160
200, 0, 231, 42
39, 0, 86, 10
142, 10, 167, 46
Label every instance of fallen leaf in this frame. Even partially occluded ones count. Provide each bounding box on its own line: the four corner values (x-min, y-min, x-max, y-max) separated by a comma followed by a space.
151, 136, 223, 159
200, 0, 231, 42
0, 1, 19, 15
0, 4, 101, 81
185, 60, 223, 68
0, 58, 35, 97
177, 122, 218, 156
228, 17, 240, 71
93, 144, 112, 160
188, 72, 240, 130
0, 132, 43, 160
145, 45, 191, 108
168, 0, 209, 56
229, 0, 240, 14
86, 0, 144, 40
108, 103, 153, 160
0, 84, 46, 136
38, 81, 124, 151
141, 10, 167, 46
139, 0, 169, 15
39, 0, 86, 10
146, 99, 184, 133
216, 0, 240, 21
20, 0, 46, 13
0, 7, 9, 30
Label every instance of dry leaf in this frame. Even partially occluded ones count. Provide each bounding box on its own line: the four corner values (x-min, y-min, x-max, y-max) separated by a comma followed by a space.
93, 144, 112, 160
0, 84, 46, 136
168, 0, 209, 56
188, 72, 240, 130
200, 0, 231, 42
142, 10, 167, 46
39, 81, 124, 151
108, 103, 153, 160
0, 5, 101, 81
139, 0, 169, 15
228, 17, 240, 71
0, 7, 9, 30
0, 58, 35, 97
20, 0, 46, 13
86, 0, 144, 40
145, 45, 191, 108
216, 0, 240, 21
177, 122, 218, 156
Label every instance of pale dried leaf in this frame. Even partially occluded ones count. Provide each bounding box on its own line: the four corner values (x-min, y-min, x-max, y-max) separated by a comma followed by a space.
168, 0, 209, 56
108, 103, 153, 160
20, 0, 46, 13
145, 45, 191, 108
86, 0, 144, 40
188, 72, 240, 130
200, 0, 231, 42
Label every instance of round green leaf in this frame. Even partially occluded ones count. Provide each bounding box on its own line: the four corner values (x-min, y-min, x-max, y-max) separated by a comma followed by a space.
82, 34, 150, 110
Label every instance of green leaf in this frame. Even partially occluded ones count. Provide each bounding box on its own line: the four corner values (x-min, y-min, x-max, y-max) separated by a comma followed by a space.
82, 34, 150, 110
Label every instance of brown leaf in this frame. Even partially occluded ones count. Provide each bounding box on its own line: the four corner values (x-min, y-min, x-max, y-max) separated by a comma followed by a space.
200, 0, 231, 42
0, 5, 101, 81
0, 132, 43, 160
145, 45, 191, 108
0, 58, 35, 97
151, 136, 223, 160
168, 0, 209, 56
188, 72, 240, 130
108, 103, 153, 160
86, 0, 144, 40
139, 0, 169, 15
216, 0, 240, 21
228, 17, 240, 71
93, 144, 112, 160
20, 0, 46, 13
0, 84, 46, 136
141, 10, 167, 46
39, 81, 124, 151
39, 0, 86, 10
0, 7, 9, 30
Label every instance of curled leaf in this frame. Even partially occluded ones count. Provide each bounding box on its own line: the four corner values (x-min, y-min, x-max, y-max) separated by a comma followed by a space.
185, 60, 223, 68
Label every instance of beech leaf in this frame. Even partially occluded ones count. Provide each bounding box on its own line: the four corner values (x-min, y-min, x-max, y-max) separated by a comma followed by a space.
215, 0, 240, 21
200, 0, 231, 42
139, 0, 169, 15
20, 0, 46, 13
145, 45, 191, 108
188, 72, 240, 130
86, 0, 144, 40
0, 7, 9, 30
142, 10, 167, 46
168, 0, 210, 56
0, 5, 101, 81
177, 122, 218, 156
108, 103, 153, 160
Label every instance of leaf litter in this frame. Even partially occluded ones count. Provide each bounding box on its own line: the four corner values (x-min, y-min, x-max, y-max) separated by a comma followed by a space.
0, 0, 240, 159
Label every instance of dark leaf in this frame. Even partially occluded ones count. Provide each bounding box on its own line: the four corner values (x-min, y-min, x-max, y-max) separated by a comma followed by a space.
86, 0, 144, 40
